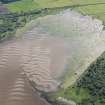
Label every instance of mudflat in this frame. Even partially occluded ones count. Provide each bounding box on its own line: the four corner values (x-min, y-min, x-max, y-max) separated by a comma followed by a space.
0, 25, 66, 104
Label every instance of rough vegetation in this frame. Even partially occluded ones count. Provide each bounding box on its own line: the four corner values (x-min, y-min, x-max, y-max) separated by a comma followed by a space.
0, 10, 41, 40
47, 52, 105, 105
0, 12, 26, 40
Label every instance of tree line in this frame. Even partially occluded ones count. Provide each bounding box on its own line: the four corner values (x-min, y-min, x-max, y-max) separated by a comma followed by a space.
76, 52, 105, 105
0, 9, 48, 41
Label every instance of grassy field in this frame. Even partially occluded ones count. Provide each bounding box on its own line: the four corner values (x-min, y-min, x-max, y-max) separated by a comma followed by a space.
4, 0, 73, 12
3, 0, 105, 24
4, 0, 105, 11
47, 87, 90, 103
75, 4, 105, 24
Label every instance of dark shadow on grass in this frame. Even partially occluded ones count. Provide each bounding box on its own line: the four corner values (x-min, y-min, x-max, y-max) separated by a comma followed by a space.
0, 0, 21, 4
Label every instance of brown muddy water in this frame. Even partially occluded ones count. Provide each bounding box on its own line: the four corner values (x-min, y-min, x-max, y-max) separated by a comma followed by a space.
0, 37, 51, 105
0, 24, 66, 104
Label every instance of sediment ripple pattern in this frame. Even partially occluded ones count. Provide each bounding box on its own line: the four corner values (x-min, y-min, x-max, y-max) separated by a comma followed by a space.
0, 25, 64, 105
21, 29, 59, 92
0, 34, 50, 105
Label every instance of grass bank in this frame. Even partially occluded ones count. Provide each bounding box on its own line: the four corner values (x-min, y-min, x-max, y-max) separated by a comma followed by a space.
47, 52, 105, 105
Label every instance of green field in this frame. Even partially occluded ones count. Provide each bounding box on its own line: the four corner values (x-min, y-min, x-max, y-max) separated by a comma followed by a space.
5, 0, 74, 12
4, 0, 105, 11
3, 0, 105, 24
47, 87, 90, 104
